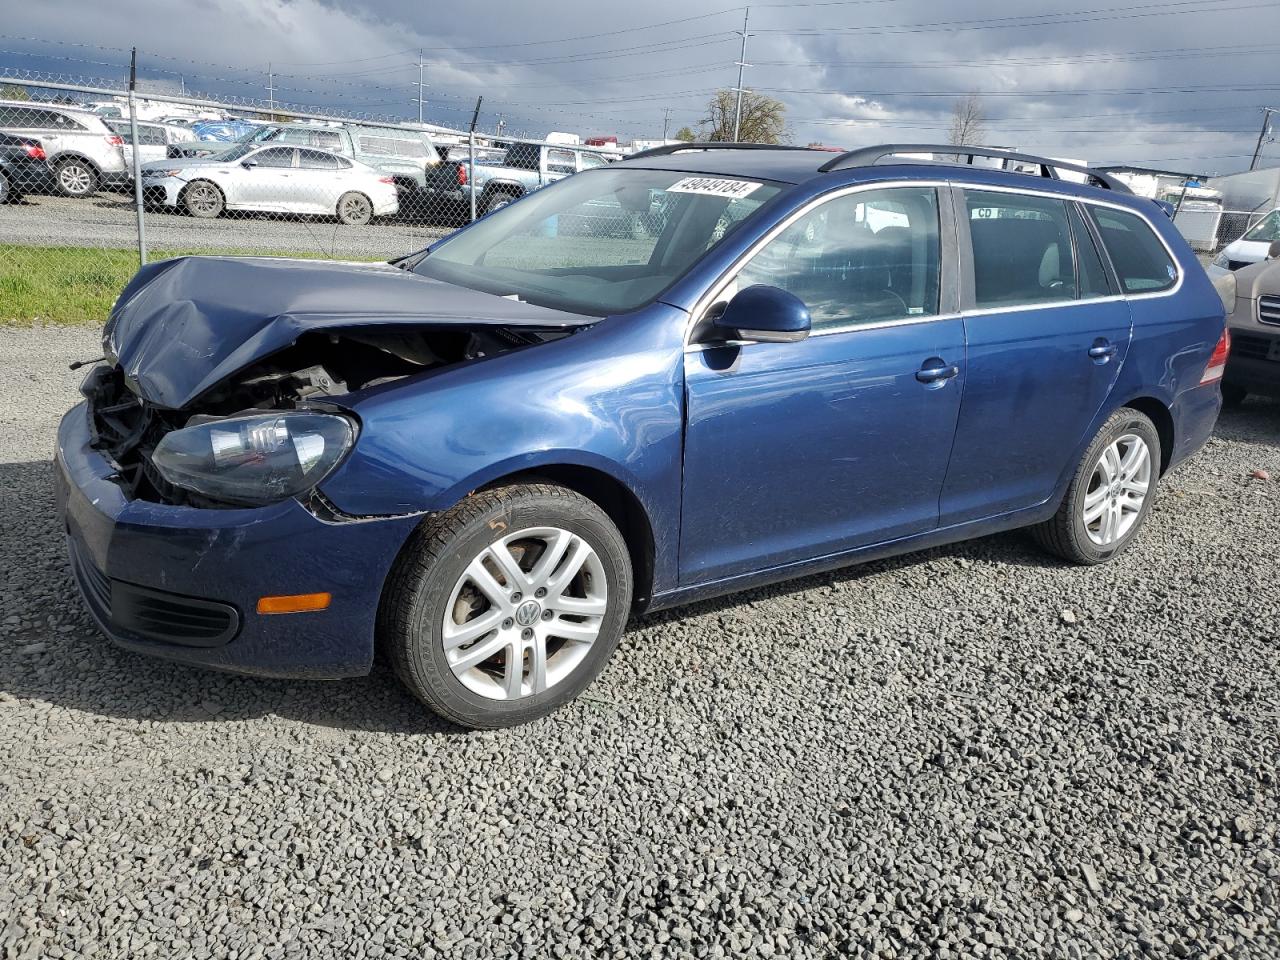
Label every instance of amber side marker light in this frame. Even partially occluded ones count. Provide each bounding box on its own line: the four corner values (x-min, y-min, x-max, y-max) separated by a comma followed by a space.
256, 593, 332, 615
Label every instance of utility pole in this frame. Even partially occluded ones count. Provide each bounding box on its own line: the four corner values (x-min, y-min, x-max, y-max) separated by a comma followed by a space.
414, 50, 428, 126
496, 114, 506, 138
1250, 107, 1276, 171
663, 107, 672, 140
468, 96, 483, 222
732, 7, 750, 142
267, 62, 275, 117
127, 47, 146, 266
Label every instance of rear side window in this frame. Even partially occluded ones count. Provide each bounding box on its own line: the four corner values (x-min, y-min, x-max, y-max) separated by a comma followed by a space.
1068, 203, 1114, 299
1089, 207, 1178, 293
966, 190, 1076, 308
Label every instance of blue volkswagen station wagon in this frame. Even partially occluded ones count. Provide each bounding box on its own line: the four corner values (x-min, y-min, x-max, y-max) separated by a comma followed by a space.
56, 143, 1231, 728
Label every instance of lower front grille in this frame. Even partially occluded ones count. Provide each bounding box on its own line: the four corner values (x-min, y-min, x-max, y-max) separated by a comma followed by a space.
1233, 333, 1279, 362
1259, 295, 1280, 326
69, 539, 240, 648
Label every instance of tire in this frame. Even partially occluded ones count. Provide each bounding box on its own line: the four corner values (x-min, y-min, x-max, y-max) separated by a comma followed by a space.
1220, 382, 1248, 408
337, 191, 373, 226
54, 157, 99, 197
380, 482, 633, 729
1031, 408, 1162, 565
0, 172, 9, 204
182, 180, 224, 218
484, 191, 518, 216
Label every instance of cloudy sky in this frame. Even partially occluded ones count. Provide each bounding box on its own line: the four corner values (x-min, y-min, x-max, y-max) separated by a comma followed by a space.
4, 0, 1280, 173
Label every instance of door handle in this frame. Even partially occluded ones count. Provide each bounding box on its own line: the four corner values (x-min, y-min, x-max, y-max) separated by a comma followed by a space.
916, 360, 960, 384
1088, 340, 1118, 362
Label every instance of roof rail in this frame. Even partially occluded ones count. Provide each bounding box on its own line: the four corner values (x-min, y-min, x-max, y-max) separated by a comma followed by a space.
626, 141, 814, 162
817, 144, 1132, 194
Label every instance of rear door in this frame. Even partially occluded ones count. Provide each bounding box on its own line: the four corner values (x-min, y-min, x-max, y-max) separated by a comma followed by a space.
681, 184, 967, 584
939, 186, 1131, 526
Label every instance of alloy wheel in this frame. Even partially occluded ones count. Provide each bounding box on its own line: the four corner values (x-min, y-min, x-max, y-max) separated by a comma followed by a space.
442, 527, 608, 701
1082, 433, 1151, 546
58, 163, 92, 195
186, 183, 220, 215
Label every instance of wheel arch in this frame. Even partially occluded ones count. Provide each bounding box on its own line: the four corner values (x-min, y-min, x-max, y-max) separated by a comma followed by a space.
480, 180, 524, 204
51, 151, 102, 176
1121, 395, 1175, 475
476, 464, 657, 610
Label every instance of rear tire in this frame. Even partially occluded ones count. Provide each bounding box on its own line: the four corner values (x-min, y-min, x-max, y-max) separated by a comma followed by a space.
54, 158, 98, 197
1031, 408, 1162, 565
483, 190, 518, 216
380, 483, 632, 729
337, 191, 374, 226
182, 180, 224, 218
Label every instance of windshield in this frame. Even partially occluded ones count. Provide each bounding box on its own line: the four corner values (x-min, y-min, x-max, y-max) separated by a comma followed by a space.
208, 142, 256, 163
1242, 209, 1280, 243
413, 168, 782, 315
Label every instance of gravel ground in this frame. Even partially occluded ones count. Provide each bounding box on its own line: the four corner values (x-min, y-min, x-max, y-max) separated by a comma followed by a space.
1, 324, 1278, 959
0, 192, 450, 259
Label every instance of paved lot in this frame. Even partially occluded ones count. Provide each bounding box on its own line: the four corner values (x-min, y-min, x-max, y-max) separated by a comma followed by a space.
1, 325, 1278, 959
0, 192, 451, 259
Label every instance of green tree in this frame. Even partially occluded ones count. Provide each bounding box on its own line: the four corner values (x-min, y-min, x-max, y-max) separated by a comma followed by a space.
0, 83, 31, 101
701, 89, 787, 144
673, 126, 696, 142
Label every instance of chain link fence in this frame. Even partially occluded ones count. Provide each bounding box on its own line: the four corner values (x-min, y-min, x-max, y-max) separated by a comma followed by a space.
0, 72, 626, 325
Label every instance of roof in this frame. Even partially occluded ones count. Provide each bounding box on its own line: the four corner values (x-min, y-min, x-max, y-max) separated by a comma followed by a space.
618, 147, 832, 184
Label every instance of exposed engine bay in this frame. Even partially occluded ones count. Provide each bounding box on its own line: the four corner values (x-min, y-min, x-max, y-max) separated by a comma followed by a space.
85, 324, 568, 506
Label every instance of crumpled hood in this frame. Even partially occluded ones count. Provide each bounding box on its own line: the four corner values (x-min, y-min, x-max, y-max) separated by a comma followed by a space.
103, 256, 590, 409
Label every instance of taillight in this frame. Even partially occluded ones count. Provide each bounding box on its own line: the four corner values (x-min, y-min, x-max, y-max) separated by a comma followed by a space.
377, 176, 395, 184
22, 143, 46, 160
106, 135, 124, 146
1200, 328, 1231, 385
456, 164, 467, 187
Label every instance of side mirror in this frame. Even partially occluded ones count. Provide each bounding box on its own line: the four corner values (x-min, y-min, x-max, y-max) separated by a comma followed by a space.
713, 284, 811, 343
241, 159, 258, 169
1268, 240, 1280, 261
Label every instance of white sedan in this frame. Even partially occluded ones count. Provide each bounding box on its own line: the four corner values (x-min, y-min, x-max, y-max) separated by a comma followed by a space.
141, 143, 398, 225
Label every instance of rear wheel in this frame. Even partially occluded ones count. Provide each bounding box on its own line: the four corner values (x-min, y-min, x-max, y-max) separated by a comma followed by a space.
484, 190, 518, 216
1031, 408, 1161, 565
381, 483, 632, 729
337, 191, 373, 225
54, 158, 98, 197
183, 180, 224, 218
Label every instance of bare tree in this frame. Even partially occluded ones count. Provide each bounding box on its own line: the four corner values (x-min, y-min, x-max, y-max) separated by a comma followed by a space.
948, 94, 986, 147
702, 89, 788, 144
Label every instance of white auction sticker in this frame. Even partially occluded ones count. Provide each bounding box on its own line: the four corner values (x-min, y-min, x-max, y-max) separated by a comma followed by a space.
667, 177, 762, 199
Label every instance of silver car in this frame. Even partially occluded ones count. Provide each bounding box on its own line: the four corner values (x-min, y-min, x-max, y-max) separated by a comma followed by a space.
0, 99, 128, 196
103, 119, 197, 168
141, 143, 399, 225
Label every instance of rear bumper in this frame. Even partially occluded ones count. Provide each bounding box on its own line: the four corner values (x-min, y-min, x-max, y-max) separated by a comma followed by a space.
56, 399, 421, 679
1168, 381, 1223, 472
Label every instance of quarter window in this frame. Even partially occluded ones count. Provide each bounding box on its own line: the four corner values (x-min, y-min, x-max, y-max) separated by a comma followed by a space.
1068, 203, 1115, 299
1089, 207, 1178, 293
733, 186, 942, 331
966, 190, 1076, 308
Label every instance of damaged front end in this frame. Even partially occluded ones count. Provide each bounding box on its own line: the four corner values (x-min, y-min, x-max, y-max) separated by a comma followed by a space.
86, 255, 596, 508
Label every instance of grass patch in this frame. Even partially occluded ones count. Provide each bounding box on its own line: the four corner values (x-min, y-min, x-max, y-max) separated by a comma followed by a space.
0, 246, 381, 327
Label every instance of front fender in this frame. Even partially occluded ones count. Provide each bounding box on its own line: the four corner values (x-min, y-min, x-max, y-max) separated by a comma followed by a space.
318, 303, 688, 592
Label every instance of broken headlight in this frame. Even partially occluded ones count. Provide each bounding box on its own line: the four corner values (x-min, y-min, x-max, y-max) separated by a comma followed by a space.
151, 411, 355, 506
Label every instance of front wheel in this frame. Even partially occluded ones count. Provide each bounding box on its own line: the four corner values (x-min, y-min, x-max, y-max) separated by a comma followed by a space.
337, 191, 373, 226
483, 191, 517, 216
183, 180, 224, 218
1031, 408, 1161, 565
381, 483, 633, 728
54, 158, 98, 197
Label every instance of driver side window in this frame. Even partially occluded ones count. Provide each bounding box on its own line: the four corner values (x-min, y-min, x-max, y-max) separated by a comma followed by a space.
733, 187, 941, 332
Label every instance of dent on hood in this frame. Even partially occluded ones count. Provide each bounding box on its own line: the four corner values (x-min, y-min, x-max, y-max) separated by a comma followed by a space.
104, 255, 593, 411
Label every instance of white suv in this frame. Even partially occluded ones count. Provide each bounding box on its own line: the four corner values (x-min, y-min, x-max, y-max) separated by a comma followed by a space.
0, 100, 128, 197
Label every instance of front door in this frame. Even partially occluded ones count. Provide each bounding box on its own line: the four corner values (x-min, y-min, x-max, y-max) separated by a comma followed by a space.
939, 187, 1132, 525
680, 185, 966, 585
238, 146, 297, 209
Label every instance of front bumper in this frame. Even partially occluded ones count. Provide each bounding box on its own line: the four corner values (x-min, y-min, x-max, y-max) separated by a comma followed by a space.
55, 399, 421, 679
1225, 325, 1280, 397
141, 176, 183, 207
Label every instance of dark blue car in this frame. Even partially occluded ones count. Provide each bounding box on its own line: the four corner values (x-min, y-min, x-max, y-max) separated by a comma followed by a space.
56, 143, 1230, 728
